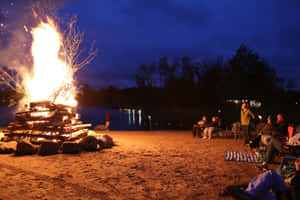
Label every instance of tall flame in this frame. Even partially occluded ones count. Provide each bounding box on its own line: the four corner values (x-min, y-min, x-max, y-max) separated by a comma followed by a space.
25, 19, 77, 107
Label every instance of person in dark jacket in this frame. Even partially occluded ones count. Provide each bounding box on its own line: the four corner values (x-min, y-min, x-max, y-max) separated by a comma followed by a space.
260, 114, 288, 145
260, 114, 289, 168
271, 114, 288, 139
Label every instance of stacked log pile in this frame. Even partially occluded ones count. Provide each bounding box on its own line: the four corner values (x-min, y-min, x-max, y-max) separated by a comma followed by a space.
4, 101, 91, 142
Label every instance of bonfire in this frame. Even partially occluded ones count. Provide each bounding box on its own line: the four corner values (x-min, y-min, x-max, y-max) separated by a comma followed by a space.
0, 15, 96, 144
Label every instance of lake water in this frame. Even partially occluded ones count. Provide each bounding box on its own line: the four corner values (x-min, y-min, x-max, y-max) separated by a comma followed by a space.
0, 106, 148, 130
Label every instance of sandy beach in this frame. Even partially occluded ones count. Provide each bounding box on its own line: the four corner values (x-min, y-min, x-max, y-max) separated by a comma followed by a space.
0, 131, 263, 200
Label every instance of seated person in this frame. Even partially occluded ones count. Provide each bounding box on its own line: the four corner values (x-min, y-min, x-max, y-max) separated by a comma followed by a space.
192, 116, 207, 137
260, 114, 288, 146
262, 133, 300, 168
232, 121, 241, 138
249, 116, 273, 148
259, 115, 273, 139
257, 114, 288, 169
198, 116, 207, 126
272, 114, 288, 139
222, 158, 300, 200
286, 133, 300, 146
202, 116, 218, 139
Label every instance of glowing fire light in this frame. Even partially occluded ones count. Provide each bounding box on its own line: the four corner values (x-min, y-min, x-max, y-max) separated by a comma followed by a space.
25, 18, 77, 107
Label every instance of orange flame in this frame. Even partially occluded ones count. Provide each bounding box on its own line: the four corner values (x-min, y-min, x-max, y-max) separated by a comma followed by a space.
25, 19, 77, 107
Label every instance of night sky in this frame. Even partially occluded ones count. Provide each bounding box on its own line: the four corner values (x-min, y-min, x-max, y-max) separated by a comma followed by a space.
1, 0, 300, 88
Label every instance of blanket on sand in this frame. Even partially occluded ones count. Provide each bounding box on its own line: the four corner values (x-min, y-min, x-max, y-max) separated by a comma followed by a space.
224, 151, 261, 163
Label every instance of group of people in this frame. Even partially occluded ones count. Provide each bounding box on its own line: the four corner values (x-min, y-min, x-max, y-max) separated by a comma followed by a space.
193, 102, 300, 199
192, 115, 220, 139
230, 103, 300, 199
240, 102, 293, 169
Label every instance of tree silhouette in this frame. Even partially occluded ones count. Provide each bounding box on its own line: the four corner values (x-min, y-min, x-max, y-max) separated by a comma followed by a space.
223, 43, 282, 98
286, 79, 297, 91
135, 63, 156, 88
201, 58, 223, 92
158, 56, 170, 87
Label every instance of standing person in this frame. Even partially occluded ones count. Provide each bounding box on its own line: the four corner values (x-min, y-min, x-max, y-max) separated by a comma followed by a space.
105, 112, 110, 129
241, 103, 255, 145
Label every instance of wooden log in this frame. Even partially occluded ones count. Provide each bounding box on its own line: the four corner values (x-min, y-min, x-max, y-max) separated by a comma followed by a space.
9, 126, 63, 132
10, 120, 83, 130
8, 121, 91, 133
98, 134, 114, 148
64, 124, 92, 130
6, 100, 91, 142
8, 123, 30, 130
0, 141, 17, 154
62, 141, 80, 154
29, 110, 56, 118
79, 136, 98, 151
88, 131, 114, 148
16, 109, 56, 121
63, 121, 82, 128
16, 110, 76, 122
38, 140, 59, 156
56, 104, 76, 113
29, 100, 52, 109
5, 132, 68, 141
15, 140, 39, 155
67, 129, 88, 141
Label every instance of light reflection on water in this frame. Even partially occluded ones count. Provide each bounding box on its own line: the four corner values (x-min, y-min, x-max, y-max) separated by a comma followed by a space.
132, 109, 135, 125
78, 107, 145, 130
124, 108, 142, 127
138, 109, 142, 126
0, 106, 146, 130
128, 109, 131, 125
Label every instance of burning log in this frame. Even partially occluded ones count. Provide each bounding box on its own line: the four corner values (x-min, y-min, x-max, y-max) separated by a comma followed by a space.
5, 101, 90, 143
1, 16, 97, 149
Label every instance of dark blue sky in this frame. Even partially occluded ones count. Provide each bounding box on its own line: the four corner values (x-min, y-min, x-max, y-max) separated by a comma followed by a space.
1, 0, 300, 88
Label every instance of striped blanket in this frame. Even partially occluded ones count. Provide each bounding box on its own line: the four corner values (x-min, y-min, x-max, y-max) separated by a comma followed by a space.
224, 151, 261, 163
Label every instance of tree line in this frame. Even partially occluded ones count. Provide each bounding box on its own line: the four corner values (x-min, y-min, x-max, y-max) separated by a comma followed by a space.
75, 44, 300, 118
135, 43, 285, 101
1, 43, 300, 116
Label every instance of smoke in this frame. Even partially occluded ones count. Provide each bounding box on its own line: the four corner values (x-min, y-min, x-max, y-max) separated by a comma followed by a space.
0, 0, 69, 84
0, 1, 31, 89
